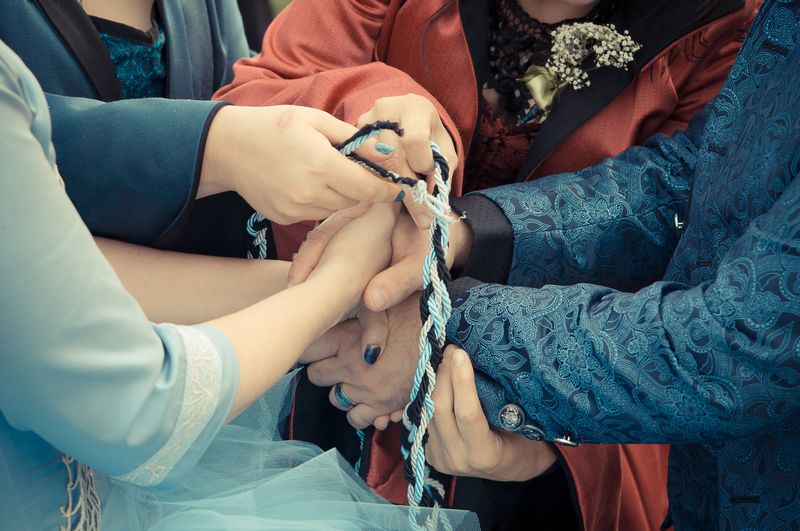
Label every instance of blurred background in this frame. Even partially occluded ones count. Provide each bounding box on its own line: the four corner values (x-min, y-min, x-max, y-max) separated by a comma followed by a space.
270, 0, 292, 11
239, 0, 292, 51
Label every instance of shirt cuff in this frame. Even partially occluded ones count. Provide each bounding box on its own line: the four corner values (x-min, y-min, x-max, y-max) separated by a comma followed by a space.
154, 102, 230, 248
451, 194, 514, 284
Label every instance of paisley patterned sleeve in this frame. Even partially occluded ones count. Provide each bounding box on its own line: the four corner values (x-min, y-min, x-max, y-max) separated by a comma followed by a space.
472, 119, 704, 291
447, 175, 800, 444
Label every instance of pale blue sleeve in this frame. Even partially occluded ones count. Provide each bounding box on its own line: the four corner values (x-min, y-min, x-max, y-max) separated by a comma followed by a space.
0, 42, 239, 487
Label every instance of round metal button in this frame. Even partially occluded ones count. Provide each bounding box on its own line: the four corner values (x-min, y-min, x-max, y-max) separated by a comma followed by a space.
498, 404, 525, 431
520, 424, 547, 441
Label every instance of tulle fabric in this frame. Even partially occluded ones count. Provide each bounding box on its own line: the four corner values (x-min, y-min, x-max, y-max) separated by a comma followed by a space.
101, 371, 479, 530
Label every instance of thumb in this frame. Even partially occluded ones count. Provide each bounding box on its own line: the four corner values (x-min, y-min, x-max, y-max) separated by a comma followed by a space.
450, 348, 492, 451
310, 108, 360, 144
364, 257, 422, 311
358, 309, 388, 365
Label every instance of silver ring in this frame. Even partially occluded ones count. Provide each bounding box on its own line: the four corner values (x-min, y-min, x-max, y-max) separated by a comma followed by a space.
333, 383, 356, 410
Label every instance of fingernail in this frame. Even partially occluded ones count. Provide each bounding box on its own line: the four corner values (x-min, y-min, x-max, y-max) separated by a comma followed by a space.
371, 288, 387, 310
453, 350, 466, 367
394, 190, 406, 202
291, 252, 298, 261
375, 142, 396, 155
363, 344, 382, 365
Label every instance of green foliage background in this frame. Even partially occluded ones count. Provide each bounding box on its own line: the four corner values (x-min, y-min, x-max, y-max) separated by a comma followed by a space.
269, 0, 292, 12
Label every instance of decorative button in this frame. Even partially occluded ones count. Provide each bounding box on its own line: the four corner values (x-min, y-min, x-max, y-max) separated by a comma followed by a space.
498, 404, 525, 431
520, 424, 546, 441
674, 212, 685, 236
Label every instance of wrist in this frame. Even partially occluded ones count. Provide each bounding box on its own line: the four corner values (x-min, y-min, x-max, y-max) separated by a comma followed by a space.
307, 262, 364, 320
492, 434, 558, 482
450, 217, 474, 271
197, 105, 235, 199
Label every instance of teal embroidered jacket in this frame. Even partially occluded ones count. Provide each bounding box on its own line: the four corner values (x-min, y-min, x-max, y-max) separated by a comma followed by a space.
447, 0, 800, 528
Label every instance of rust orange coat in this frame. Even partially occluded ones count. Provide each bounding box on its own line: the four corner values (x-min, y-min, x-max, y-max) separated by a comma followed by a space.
216, 1, 757, 529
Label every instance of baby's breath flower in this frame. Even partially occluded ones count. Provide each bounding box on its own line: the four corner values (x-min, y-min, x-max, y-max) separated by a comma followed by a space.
545, 22, 641, 91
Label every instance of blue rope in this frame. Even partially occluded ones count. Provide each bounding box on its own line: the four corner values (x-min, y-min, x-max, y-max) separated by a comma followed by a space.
354, 428, 366, 474
246, 212, 270, 259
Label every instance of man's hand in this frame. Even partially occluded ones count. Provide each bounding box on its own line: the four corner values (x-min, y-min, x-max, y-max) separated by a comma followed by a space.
306, 294, 422, 429
427, 346, 558, 481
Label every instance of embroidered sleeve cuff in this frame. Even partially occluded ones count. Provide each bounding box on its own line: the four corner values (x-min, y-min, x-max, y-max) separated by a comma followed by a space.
112, 324, 239, 487
451, 194, 514, 284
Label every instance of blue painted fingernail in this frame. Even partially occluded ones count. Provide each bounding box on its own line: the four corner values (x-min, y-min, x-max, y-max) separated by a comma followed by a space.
395, 190, 406, 202
363, 345, 381, 365
375, 142, 396, 155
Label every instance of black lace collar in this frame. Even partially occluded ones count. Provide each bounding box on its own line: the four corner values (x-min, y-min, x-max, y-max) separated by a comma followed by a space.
485, 0, 619, 124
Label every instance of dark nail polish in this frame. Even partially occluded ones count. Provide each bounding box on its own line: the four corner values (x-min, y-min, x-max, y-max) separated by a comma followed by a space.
394, 190, 406, 202
363, 345, 382, 365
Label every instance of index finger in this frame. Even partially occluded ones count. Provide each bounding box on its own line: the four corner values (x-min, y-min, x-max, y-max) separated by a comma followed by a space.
398, 112, 435, 176
324, 146, 404, 203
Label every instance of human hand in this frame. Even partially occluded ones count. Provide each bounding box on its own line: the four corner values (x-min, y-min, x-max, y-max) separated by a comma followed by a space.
308, 202, 398, 318
289, 207, 474, 311
199, 105, 403, 225
426, 346, 558, 481
357, 94, 458, 228
306, 293, 421, 429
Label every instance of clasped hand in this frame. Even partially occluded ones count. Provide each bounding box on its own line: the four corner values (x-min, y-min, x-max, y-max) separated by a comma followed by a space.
284, 96, 554, 481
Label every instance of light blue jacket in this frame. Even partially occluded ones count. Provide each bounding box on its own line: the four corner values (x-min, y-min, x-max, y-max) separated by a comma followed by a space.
0, 1, 250, 250
0, 41, 239, 530
448, 0, 800, 528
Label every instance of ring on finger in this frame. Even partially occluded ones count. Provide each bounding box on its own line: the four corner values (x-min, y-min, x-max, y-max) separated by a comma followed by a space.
334, 382, 357, 410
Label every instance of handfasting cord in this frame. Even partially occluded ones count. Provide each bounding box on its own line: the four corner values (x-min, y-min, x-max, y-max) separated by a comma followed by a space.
341, 123, 455, 530
246, 213, 270, 259
399, 143, 453, 531
247, 121, 451, 259
246, 122, 454, 530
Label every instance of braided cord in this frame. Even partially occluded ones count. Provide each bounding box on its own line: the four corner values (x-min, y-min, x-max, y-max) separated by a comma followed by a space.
399, 143, 453, 530
245, 123, 454, 530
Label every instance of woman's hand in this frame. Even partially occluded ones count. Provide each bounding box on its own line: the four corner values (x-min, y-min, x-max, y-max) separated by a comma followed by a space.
427, 346, 558, 481
199, 105, 403, 225
212, 203, 396, 420
357, 95, 458, 228
308, 202, 398, 317
288, 207, 473, 311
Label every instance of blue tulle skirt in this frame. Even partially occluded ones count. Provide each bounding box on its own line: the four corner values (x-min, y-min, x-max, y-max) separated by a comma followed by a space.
97, 372, 479, 530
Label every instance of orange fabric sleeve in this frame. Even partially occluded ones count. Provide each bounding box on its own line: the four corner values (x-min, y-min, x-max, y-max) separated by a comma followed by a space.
213, 0, 464, 257
642, 0, 760, 139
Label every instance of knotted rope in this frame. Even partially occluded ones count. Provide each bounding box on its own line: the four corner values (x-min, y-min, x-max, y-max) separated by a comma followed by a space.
247, 122, 454, 529
246, 121, 452, 259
